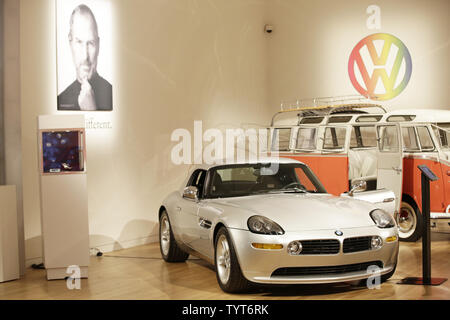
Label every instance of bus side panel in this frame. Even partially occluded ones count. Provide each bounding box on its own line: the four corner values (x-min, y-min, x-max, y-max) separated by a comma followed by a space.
280, 154, 349, 196
441, 161, 450, 211
402, 157, 446, 213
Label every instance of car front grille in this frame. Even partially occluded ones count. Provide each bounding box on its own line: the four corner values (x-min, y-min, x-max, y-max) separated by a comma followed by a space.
271, 261, 383, 277
299, 239, 340, 255
343, 236, 372, 253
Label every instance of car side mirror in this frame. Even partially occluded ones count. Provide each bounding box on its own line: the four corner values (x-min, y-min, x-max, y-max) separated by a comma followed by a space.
349, 180, 367, 197
183, 186, 199, 202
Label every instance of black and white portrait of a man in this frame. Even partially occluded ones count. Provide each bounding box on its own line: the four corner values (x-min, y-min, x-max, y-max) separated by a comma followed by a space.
57, 1, 113, 111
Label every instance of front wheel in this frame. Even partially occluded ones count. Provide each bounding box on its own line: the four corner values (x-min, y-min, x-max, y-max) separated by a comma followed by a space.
396, 200, 422, 242
214, 227, 250, 293
159, 211, 189, 262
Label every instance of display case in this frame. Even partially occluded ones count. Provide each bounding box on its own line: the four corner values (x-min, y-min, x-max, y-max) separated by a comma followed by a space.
40, 129, 85, 174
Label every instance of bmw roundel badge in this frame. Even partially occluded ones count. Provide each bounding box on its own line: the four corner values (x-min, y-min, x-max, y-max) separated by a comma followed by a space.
335, 230, 343, 236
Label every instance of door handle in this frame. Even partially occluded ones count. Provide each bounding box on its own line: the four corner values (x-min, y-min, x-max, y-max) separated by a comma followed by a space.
447, 170, 450, 177
175, 206, 181, 212
392, 167, 402, 174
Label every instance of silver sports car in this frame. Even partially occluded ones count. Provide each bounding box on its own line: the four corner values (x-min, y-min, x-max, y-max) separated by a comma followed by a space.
159, 157, 399, 293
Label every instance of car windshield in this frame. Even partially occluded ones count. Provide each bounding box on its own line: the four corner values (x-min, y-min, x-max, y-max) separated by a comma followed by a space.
205, 163, 326, 199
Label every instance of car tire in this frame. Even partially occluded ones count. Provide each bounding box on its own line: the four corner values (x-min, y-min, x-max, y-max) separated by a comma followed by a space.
214, 227, 250, 293
381, 263, 397, 283
159, 211, 189, 262
397, 199, 422, 242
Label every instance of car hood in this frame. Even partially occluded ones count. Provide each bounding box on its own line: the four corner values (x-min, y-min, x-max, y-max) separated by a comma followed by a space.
210, 193, 377, 231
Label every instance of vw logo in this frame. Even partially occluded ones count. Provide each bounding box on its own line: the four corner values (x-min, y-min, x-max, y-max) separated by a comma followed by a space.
348, 33, 412, 101
335, 230, 344, 236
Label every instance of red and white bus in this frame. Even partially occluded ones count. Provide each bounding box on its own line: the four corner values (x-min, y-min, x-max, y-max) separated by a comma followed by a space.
268, 98, 450, 241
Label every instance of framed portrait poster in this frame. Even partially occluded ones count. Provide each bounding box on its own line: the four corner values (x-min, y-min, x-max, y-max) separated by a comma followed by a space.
56, 0, 113, 111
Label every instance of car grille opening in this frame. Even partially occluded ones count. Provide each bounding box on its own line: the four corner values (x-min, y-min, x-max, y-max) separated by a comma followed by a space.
299, 239, 340, 255
343, 236, 372, 253
271, 261, 383, 277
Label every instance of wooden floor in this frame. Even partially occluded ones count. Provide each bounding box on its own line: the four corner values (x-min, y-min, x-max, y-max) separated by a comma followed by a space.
1, 233, 449, 300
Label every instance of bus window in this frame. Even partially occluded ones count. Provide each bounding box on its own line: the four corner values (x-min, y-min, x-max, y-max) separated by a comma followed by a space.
416, 126, 435, 151
402, 127, 420, 152
328, 116, 352, 124
296, 127, 317, 150
323, 127, 346, 150
434, 123, 450, 150
356, 115, 383, 123
300, 117, 324, 124
378, 126, 399, 152
271, 128, 291, 151
350, 126, 377, 149
387, 115, 416, 122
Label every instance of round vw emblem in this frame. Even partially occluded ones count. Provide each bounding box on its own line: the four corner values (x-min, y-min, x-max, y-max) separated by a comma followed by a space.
335, 230, 344, 236
348, 33, 412, 101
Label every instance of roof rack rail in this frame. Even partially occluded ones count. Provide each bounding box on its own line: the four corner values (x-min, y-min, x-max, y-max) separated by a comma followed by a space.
271, 95, 386, 126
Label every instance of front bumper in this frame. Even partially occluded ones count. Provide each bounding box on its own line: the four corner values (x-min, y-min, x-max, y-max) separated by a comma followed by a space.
228, 226, 399, 284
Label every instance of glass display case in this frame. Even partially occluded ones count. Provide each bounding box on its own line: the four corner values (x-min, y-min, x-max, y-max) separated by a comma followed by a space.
40, 129, 85, 174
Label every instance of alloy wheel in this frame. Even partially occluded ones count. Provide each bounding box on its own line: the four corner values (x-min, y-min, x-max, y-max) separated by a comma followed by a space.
160, 215, 171, 256
216, 234, 231, 285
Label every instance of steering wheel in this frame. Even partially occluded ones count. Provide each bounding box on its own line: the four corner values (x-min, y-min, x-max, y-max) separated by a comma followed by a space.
281, 182, 306, 190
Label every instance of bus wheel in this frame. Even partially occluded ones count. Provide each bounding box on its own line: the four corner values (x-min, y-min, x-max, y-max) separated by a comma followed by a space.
396, 199, 422, 242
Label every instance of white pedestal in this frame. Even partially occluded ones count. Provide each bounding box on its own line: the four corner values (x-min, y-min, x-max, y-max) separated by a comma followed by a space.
38, 115, 89, 280
0, 186, 20, 283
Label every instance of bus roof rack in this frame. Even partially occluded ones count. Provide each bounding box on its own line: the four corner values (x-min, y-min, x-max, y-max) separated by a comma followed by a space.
271, 95, 386, 126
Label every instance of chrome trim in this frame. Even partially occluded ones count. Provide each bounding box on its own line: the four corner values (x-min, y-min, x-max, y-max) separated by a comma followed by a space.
198, 218, 212, 229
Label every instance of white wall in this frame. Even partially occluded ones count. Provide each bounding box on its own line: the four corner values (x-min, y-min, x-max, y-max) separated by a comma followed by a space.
19, 0, 270, 264
16, 0, 450, 264
267, 0, 450, 113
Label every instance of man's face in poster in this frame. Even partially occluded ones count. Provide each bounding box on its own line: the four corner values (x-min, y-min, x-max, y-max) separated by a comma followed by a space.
69, 12, 99, 83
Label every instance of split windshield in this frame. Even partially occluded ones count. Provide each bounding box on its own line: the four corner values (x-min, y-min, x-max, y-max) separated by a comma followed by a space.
205, 163, 326, 199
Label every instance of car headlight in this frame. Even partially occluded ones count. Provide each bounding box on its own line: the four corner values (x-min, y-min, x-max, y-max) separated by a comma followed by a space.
370, 209, 396, 228
247, 216, 285, 235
